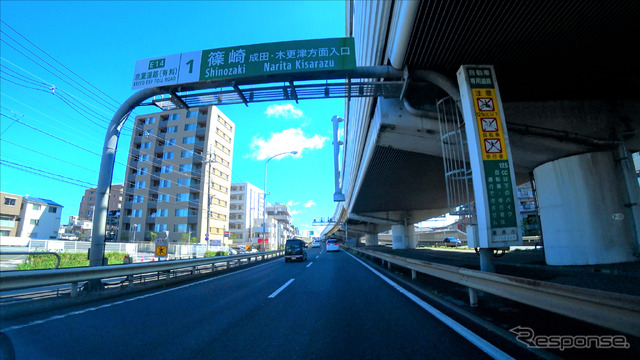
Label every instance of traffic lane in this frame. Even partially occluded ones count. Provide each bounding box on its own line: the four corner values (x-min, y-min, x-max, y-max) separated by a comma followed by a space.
197, 248, 494, 360
2, 258, 315, 359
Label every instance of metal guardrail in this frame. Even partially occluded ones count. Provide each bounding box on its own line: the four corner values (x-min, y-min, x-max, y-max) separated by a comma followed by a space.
0, 250, 283, 295
347, 246, 640, 337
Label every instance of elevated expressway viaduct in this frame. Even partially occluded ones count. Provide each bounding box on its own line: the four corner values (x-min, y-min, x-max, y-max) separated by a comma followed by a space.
324, 0, 640, 266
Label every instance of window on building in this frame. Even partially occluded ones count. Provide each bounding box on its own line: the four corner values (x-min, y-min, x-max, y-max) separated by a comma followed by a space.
32, 204, 41, 210
184, 123, 197, 131
181, 150, 194, 158
179, 164, 193, 172
177, 193, 189, 201
141, 142, 151, 149
186, 110, 198, 118
174, 224, 187, 232
178, 178, 192, 187
4, 197, 16, 206
135, 181, 146, 189
158, 194, 170, 202
159, 180, 171, 188
30, 219, 39, 225
175, 208, 188, 217
167, 126, 178, 133
48, 207, 57, 213
144, 117, 156, 124
154, 224, 167, 232
137, 167, 148, 175
0, 230, 10, 236
166, 138, 176, 146
162, 152, 174, 160
139, 154, 149, 162
168, 113, 179, 121
161, 165, 173, 174
183, 136, 196, 144
133, 195, 144, 203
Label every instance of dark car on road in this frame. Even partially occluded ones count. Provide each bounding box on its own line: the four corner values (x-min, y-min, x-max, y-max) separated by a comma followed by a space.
284, 238, 307, 262
443, 237, 462, 247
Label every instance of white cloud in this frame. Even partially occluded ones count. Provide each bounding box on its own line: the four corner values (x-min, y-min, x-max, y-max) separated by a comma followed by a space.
287, 200, 299, 207
304, 200, 316, 208
265, 104, 303, 119
250, 128, 328, 160
291, 210, 301, 215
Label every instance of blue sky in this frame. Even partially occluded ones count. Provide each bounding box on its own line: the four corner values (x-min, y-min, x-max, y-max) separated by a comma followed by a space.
0, 1, 347, 235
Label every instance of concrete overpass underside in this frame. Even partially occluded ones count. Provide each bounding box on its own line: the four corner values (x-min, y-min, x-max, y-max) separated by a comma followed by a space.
327, 0, 640, 265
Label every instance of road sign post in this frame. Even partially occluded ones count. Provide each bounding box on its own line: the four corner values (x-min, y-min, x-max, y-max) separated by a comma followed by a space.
457, 65, 522, 251
155, 237, 168, 260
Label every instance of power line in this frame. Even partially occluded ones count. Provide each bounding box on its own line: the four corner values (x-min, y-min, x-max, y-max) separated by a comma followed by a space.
1, 20, 130, 112
0, 138, 100, 174
0, 159, 96, 188
0, 112, 103, 156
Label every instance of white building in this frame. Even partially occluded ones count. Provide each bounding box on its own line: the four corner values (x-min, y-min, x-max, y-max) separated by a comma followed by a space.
18, 196, 63, 239
229, 182, 264, 246
257, 202, 295, 250
58, 215, 93, 241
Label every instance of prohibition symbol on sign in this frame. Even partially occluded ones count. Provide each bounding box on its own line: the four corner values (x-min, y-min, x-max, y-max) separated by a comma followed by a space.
477, 98, 495, 111
484, 139, 502, 153
481, 118, 498, 132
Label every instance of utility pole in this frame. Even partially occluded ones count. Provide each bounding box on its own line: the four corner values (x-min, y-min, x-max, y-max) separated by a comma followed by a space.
204, 152, 216, 252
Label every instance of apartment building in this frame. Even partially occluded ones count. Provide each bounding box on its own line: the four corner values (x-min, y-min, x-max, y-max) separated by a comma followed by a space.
119, 106, 235, 245
78, 184, 124, 221
258, 202, 295, 250
17, 196, 64, 239
229, 182, 264, 245
1, 192, 24, 237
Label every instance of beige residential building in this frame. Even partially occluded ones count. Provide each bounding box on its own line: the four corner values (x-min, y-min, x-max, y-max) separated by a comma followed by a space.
78, 184, 124, 221
1, 192, 24, 237
119, 106, 234, 245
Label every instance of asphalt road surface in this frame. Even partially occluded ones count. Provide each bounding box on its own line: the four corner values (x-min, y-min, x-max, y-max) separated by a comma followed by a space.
1, 247, 512, 359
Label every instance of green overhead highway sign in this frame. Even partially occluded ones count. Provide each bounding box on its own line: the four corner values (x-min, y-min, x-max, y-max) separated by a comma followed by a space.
132, 37, 356, 90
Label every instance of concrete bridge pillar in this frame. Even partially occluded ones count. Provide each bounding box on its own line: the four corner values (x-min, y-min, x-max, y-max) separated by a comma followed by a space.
391, 224, 416, 249
534, 150, 640, 265
391, 225, 406, 249
364, 233, 378, 246
364, 224, 379, 246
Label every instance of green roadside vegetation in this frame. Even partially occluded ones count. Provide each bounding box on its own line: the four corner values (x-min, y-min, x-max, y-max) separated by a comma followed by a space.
17, 252, 130, 270
17, 250, 237, 270
204, 250, 229, 257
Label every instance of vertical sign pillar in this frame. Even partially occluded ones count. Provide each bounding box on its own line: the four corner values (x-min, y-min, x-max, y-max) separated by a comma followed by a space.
457, 65, 522, 249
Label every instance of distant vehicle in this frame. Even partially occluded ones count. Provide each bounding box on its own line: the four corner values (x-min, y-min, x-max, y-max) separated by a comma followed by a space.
443, 237, 461, 247
284, 238, 307, 262
326, 239, 340, 252
312, 240, 320, 248
228, 248, 238, 255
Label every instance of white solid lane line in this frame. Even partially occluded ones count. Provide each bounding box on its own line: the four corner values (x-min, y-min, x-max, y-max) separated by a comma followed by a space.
306, 262, 313, 268
268, 279, 295, 298
344, 251, 514, 360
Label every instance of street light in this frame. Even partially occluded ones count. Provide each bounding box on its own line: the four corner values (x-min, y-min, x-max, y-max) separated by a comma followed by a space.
262, 150, 298, 251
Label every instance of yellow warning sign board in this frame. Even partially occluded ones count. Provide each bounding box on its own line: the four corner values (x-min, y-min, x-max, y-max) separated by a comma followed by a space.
472, 89, 508, 161
155, 246, 167, 256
